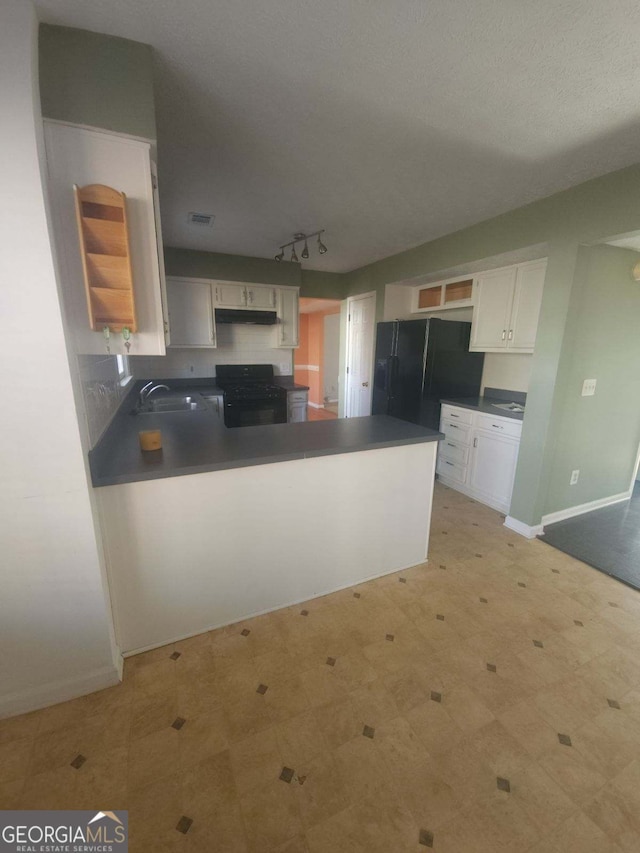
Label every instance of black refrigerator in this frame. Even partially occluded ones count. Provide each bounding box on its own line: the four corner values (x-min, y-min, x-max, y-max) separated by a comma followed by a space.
372, 318, 484, 430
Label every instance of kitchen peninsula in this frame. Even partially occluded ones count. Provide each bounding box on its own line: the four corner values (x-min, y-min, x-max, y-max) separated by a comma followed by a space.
91, 389, 442, 654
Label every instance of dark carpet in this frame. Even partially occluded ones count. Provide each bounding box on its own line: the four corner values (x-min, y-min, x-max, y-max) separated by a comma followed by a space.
540, 482, 640, 591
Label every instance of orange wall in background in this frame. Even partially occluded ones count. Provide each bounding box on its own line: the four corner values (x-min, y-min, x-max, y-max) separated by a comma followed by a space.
294, 307, 339, 406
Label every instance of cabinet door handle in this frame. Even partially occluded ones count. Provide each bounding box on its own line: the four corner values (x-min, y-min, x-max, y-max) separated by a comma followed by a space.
473, 437, 478, 447
450, 413, 459, 418
491, 424, 504, 430
502, 329, 506, 341
445, 461, 454, 466
508, 329, 513, 340
449, 423, 459, 429
272, 290, 276, 308
447, 442, 456, 447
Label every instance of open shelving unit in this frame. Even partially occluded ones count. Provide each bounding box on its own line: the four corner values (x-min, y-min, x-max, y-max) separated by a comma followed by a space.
413, 276, 474, 313
74, 183, 137, 332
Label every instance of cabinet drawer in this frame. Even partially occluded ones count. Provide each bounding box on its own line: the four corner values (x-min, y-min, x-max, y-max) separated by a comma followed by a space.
439, 438, 469, 466
475, 413, 522, 438
437, 456, 467, 485
440, 419, 472, 445
288, 391, 308, 403
440, 405, 473, 425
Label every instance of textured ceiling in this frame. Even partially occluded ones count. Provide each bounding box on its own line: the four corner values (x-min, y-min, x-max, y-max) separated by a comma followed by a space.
35, 0, 640, 272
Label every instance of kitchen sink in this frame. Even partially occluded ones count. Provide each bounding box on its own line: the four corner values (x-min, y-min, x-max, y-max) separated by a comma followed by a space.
491, 401, 525, 413
135, 394, 207, 414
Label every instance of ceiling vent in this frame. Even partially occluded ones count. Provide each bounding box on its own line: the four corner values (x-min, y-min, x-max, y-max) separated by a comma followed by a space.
187, 212, 215, 227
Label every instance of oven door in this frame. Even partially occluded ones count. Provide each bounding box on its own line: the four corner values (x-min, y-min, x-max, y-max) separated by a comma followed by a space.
223, 397, 287, 428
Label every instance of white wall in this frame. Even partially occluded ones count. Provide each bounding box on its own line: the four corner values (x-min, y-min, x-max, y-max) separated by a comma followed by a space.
130, 324, 293, 379
480, 353, 532, 394
98, 442, 437, 653
323, 313, 340, 401
0, 0, 119, 717
78, 355, 131, 447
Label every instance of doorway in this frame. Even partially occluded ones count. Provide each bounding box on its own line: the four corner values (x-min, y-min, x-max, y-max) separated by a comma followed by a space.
345, 291, 376, 418
296, 297, 342, 420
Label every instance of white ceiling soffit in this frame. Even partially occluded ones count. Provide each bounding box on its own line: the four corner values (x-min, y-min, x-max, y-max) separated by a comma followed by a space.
604, 233, 640, 253
35, 0, 640, 273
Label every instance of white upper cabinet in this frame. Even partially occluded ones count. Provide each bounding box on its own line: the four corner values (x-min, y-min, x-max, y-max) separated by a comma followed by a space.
213, 281, 277, 310
277, 287, 299, 348
509, 260, 547, 351
470, 266, 517, 350
469, 259, 546, 353
164, 277, 299, 349
246, 285, 276, 309
43, 120, 168, 356
214, 282, 248, 308
166, 277, 216, 348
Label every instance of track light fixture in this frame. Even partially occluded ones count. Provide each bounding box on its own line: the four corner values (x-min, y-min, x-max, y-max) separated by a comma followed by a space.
274, 230, 327, 263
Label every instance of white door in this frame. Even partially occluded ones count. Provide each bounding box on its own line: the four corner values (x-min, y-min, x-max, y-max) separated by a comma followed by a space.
469, 429, 520, 511
345, 292, 376, 417
470, 267, 516, 351
509, 260, 546, 351
166, 277, 216, 348
246, 285, 276, 309
214, 282, 247, 307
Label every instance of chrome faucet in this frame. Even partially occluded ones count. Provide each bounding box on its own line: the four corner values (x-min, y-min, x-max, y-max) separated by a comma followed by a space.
139, 381, 170, 404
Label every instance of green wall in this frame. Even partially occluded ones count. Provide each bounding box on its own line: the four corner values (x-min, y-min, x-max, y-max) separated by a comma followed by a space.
39, 24, 156, 139
541, 245, 640, 515
164, 246, 346, 299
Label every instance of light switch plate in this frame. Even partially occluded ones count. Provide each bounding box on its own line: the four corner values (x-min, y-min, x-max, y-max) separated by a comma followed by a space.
570, 469, 580, 485
581, 379, 597, 396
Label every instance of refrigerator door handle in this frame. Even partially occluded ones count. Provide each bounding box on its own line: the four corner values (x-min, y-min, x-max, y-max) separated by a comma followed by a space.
384, 356, 395, 394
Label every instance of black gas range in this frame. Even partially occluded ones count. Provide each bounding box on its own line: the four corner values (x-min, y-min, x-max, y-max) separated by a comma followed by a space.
215, 364, 288, 428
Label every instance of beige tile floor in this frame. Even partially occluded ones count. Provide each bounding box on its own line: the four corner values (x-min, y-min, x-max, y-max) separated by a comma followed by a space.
2, 482, 640, 851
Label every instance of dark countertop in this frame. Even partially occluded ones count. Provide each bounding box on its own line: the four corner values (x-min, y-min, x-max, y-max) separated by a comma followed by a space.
440, 396, 525, 421
89, 393, 443, 487
274, 376, 310, 392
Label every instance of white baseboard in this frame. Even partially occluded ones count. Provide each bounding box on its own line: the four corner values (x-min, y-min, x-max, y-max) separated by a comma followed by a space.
541, 491, 631, 527
0, 665, 121, 720
504, 490, 633, 542
504, 516, 544, 539
307, 401, 324, 409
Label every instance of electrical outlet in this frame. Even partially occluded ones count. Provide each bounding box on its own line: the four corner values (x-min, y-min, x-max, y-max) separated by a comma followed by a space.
570, 469, 580, 485
581, 378, 597, 396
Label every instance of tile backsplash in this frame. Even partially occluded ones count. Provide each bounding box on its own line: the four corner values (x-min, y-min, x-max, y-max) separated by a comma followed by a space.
129, 325, 293, 380
77, 354, 130, 448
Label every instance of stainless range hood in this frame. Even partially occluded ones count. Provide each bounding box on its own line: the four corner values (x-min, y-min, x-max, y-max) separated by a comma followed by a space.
215, 308, 278, 325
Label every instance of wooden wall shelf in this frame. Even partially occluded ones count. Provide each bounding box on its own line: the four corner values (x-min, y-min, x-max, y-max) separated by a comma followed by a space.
74, 184, 137, 332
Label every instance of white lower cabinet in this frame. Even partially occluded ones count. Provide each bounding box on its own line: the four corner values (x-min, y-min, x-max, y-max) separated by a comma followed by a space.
287, 389, 308, 422
438, 404, 522, 513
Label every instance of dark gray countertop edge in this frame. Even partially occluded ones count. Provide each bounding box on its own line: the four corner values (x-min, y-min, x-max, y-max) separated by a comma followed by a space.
440, 397, 525, 421
91, 431, 444, 488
